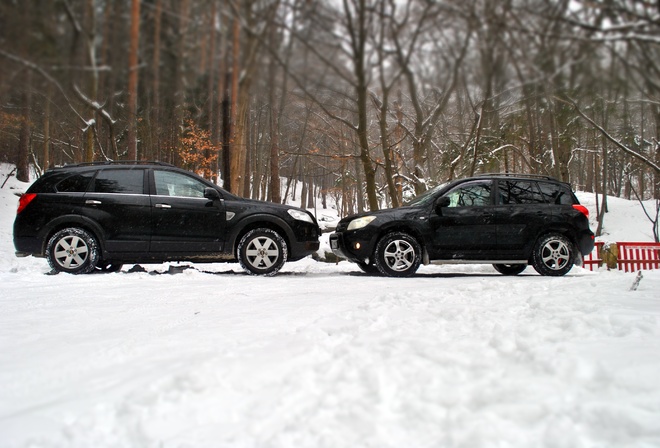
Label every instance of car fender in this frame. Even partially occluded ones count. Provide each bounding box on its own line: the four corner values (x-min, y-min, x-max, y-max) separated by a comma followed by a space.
375, 219, 428, 248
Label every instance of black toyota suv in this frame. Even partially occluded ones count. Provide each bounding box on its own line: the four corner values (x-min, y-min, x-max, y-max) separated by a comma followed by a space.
13, 162, 320, 275
330, 174, 594, 277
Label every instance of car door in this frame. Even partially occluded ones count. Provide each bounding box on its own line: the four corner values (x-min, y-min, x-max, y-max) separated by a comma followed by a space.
429, 180, 498, 259
492, 180, 553, 258
81, 168, 151, 253
149, 169, 226, 253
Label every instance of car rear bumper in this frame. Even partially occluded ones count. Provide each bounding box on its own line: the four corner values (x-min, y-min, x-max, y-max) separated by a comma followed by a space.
13, 236, 44, 257
576, 229, 595, 257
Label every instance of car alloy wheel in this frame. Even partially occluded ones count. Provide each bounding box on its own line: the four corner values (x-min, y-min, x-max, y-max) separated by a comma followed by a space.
238, 228, 288, 276
374, 232, 422, 277
531, 233, 574, 276
46, 227, 99, 274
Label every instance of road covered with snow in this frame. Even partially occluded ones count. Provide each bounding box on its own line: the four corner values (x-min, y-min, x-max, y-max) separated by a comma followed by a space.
1, 165, 659, 447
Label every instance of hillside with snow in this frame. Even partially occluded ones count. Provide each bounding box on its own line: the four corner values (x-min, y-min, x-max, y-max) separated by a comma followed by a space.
0, 164, 659, 448
577, 191, 658, 244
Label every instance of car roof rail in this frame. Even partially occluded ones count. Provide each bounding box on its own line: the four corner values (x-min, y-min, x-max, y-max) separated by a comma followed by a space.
58, 160, 175, 168
476, 172, 559, 181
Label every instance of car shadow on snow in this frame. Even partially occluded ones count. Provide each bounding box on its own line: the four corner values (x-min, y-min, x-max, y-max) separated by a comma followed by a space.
52, 264, 541, 278
346, 271, 509, 278
115, 264, 327, 277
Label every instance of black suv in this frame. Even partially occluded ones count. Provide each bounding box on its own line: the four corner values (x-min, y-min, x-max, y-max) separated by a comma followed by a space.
330, 174, 594, 277
13, 162, 320, 275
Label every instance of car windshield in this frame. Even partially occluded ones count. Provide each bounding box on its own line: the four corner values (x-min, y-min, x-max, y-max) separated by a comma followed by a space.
405, 182, 449, 206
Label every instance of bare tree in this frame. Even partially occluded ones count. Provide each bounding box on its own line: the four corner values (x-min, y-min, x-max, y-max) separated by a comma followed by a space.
127, 0, 140, 160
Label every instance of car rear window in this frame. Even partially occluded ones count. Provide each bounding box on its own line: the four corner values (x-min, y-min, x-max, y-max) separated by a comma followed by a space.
93, 169, 145, 194
538, 182, 576, 205
56, 172, 94, 192
499, 181, 545, 204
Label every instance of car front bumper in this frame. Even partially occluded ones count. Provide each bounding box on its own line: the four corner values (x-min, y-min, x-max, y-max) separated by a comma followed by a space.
329, 231, 376, 264
288, 239, 320, 261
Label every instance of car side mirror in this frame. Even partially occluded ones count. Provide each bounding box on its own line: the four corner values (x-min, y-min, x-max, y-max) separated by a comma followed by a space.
204, 187, 221, 201
435, 196, 450, 215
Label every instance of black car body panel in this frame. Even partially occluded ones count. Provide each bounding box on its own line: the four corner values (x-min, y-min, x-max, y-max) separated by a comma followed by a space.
14, 162, 320, 274
330, 174, 595, 276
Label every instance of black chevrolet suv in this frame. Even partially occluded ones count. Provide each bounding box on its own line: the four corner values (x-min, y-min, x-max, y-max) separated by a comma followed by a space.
14, 162, 320, 275
330, 174, 594, 277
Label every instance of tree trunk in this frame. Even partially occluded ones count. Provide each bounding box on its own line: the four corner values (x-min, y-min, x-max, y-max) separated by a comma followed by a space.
242, 105, 252, 198
346, 0, 378, 211
355, 74, 378, 210
43, 84, 52, 170
228, 17, 241, 193
16, 71, 32, 182
269, 100, 282, 203
376, 92, 399, 208
206, 1, 217, 177
127, 0, 140, 160
151, 0, 162, 161
171, 0, 190, 165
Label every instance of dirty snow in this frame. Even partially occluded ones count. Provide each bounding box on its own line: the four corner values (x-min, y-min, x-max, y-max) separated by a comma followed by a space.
1, 164, 659, 448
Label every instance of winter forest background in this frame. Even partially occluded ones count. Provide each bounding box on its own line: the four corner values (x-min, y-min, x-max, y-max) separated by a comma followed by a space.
1, 0, 659, 236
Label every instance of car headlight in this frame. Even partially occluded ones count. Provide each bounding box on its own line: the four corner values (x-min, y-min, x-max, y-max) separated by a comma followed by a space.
347, 216, 376, 231
287, 209, 314, 224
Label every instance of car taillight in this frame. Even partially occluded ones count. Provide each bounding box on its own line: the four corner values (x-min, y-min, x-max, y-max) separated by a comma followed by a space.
17, 193, 37, 214
572, 204, 589, 218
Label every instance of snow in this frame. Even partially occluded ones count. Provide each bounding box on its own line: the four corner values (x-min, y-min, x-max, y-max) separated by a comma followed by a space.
577, 191, 658, 243
1, 164, 659, 448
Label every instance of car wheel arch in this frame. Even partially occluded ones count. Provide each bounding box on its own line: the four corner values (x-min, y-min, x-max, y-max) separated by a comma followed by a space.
229, 215, 293, 258
40, 216, 107, 257
374, 224, 426, 254
527, 227, 578, 261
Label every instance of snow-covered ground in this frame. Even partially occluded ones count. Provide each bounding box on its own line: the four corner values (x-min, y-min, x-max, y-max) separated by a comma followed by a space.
1, 164, 659, 448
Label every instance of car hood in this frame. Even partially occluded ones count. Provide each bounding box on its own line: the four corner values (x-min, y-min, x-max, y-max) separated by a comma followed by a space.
339, 205, 421, 224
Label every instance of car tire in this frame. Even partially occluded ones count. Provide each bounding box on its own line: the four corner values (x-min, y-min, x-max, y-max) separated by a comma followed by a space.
238, 228, 288, 276
96, 261, 123, 273
374, 232, 422, 277
46, 227, 99, 274
492, 264, 527, 276
531, 233, 575, 276
356, 260, 379, 275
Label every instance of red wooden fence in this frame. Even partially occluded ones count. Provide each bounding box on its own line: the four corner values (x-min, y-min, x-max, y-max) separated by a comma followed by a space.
583, 242, 660, 272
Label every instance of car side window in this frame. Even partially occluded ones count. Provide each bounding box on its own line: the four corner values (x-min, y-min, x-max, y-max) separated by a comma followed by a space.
93, 169, 144, 194
154, 170, 206, 198
498, 180, 544, 204
446, 182, 492, 207
56, 172, 95, 192
538, 181, 575, 205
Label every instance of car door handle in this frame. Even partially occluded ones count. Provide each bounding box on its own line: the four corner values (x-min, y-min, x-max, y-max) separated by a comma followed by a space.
155, 203, 172, 209
85, 200, 102, 205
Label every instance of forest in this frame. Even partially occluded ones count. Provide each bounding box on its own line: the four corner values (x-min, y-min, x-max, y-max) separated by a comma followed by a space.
1, 0, 659, 233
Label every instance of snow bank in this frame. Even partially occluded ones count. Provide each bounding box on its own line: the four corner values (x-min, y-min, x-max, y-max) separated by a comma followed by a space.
577, 191, 658, 243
